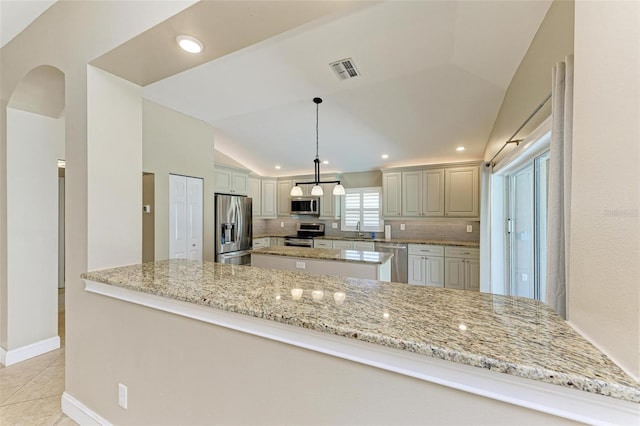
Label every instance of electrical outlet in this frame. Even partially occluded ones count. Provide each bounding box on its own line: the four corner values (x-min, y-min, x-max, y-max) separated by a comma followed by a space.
400, 224, 405, 231
118, 383, 128, 409
280, 222, 284, 227
467, 225, 472, 233
295, 261, 306, 269
332, 222, 338, 229
521, 273, 528, 282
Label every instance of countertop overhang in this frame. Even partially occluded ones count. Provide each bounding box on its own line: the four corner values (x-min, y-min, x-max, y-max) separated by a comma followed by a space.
81, 260, 639, 423
249, 246, 393, 264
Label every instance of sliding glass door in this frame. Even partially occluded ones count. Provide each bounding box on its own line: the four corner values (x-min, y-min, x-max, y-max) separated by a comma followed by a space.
507, 151, 549, 300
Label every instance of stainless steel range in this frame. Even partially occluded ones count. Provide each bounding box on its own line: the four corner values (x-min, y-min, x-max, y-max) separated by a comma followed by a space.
284, 223, 325, 247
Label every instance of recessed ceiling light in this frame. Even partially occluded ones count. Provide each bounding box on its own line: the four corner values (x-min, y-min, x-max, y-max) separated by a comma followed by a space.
176, 35, 204, 54
323, 160, 329, 165
456, 146, 465, 152
381, 154, 389, 159
275, 165, 281, 170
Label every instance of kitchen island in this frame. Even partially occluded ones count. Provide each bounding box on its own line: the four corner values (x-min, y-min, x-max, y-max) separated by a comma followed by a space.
79, 260, 639, 425
250, 245, 392, 282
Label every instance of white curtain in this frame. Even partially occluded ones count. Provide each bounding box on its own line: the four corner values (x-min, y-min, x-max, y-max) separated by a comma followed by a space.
479, 162, 493, 293
546, 55, 574, 318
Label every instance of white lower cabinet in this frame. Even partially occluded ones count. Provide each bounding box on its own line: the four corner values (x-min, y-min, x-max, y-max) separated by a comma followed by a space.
270, 237, 284, 247
332, 240, 354, 250
313, 239, 333, 249
444, 247, 480, 291
252, 237, 270, 249
353, 241, 375, 251
408, 245, 444, 287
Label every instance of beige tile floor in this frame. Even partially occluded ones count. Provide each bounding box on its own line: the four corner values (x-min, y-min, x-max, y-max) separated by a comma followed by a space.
0, 290, 77, 425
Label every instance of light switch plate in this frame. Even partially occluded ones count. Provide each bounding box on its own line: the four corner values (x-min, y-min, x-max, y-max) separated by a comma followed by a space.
280, 222, 284, 227
400, 224, 405, 231
295, 261, 305, 269
467, 225, 473, 233
332, 223, 338, 229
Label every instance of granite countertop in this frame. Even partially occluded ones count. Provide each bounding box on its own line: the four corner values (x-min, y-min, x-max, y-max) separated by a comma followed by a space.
81, 259, 639, 404
253, 234, 290, 239
250, 246, 393, 264
315, 235, 480, 247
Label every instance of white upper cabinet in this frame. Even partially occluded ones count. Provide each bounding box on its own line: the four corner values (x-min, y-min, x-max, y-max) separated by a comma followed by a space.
261, 179, 277, 218
401, 169, 444, 217
383, 164, 478, 218
444, 166, 479, 217
248, 178, 261, 217
248, 177, 277, 218
382, 172, 402, 217
214, 164, 249, 195
319, 182, 341, 219
276, 180, 293, 216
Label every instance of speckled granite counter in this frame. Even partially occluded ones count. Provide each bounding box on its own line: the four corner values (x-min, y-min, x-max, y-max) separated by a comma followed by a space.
315, 235, 479, 247
250, 246, 393, 264
82, 259, 639, 405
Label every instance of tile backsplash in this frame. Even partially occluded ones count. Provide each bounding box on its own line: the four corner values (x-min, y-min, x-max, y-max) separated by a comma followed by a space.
254, 218, 480, 243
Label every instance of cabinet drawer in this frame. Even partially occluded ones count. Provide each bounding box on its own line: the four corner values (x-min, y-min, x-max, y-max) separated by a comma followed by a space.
313, 239, 333, 249
332, 240, 354, 250
353, 241, 375, 251
408, 244, 444, 256
444, 246, 479, 259
252, 238, 269, 249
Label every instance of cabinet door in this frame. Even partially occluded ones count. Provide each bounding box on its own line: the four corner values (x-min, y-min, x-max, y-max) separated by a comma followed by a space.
408, 255, 425, 285
401, 171, 422, 217
444, 257, 466, 290
214, 168, 232, 193
466, 259, 480, 291
270, 237, 283, 247
319, 183, 341, 219
423, 169, 444, 216
231, 172, 248, 195
425, 256, 444, 287
261, 179, 277, 218
277, 180, 292, 216
382, 172, 402, 217
248, 178, 261, 217
332, 240, 353, 250
445, 166, 479, 217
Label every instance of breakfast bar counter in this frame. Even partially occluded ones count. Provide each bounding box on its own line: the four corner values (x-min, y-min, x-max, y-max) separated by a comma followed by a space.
82, 260, 639, 423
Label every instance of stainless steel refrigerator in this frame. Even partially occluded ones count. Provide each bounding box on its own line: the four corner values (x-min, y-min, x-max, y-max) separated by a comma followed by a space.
215, 194, 252, 265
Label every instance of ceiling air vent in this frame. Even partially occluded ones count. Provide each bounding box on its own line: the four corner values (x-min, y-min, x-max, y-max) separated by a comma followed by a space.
329, 58, 360, 80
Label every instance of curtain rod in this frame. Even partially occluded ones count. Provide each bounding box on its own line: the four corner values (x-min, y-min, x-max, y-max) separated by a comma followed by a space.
488, 93, 552, 166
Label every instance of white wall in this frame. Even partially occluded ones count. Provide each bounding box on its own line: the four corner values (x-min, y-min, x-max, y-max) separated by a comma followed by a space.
484, 0, 574, 162
569, 0, 640, 380
87, 66, 142, 270
142, 99, 215, 261
6, 108, 64, 349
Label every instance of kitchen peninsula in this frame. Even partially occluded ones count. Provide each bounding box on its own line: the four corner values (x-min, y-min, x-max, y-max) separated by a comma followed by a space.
250, 245, 392, 282
81, 260, 639, 424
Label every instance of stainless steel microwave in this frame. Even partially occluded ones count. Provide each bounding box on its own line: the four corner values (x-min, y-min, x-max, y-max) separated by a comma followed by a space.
290, 196, 320, 215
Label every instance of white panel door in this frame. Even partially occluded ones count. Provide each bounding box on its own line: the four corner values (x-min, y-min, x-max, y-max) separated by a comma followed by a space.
170, 174, 203, 260
186, 177, 203, 260
169, 174, 187, 259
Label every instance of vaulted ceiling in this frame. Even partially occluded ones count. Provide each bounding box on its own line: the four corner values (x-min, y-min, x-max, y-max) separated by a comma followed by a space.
4, 0, 553, 178
141, 1, 551, 177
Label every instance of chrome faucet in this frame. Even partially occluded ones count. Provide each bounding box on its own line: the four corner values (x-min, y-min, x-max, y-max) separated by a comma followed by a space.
356, 221, 363, 237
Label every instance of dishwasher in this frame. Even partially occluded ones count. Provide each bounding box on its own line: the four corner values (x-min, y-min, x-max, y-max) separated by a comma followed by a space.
374, 242, 408, 283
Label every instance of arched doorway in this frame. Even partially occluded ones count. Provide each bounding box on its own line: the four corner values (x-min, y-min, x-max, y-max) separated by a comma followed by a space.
2, 65, 65, 365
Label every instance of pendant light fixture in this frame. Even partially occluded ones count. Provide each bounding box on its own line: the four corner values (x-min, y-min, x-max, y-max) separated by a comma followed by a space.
290, 97, 346, 197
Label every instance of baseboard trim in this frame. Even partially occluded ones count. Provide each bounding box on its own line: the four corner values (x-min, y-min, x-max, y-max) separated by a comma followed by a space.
62, 392, 112, 426
0, 336, 60, 366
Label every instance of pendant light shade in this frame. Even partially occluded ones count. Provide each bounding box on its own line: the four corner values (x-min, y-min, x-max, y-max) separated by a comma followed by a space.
311, 185, 324, 196
291, 97, 345, 197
